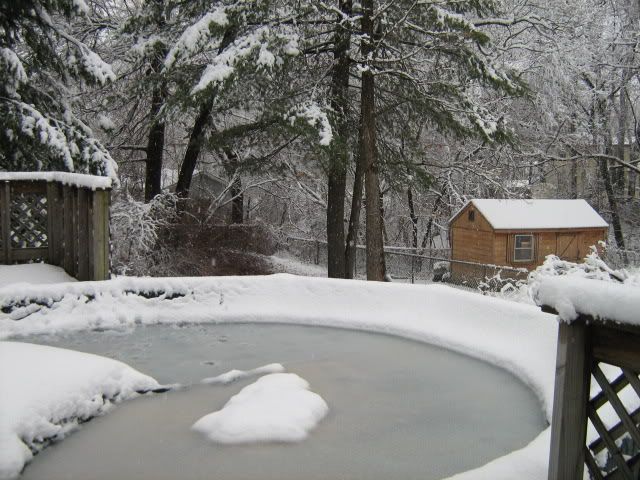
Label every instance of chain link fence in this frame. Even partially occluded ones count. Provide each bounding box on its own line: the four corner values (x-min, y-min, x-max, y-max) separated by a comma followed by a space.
283, 236, 528, 291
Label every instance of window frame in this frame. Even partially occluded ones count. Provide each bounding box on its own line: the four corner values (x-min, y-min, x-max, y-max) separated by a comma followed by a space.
468, 209, 475, 222
513, 234, 535, 263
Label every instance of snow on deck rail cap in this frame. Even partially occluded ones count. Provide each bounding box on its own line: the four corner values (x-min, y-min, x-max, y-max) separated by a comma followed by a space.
452, 199, 608, 230
0, 172, 112, 190
534, 276, 640, 325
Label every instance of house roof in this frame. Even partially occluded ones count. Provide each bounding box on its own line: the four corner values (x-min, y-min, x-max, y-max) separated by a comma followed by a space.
451, 199, 609, 230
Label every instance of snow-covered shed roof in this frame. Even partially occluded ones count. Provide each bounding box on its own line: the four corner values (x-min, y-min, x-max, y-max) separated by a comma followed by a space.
451, 199, 608, 230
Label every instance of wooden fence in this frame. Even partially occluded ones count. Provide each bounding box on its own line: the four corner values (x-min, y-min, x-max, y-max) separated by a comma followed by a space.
0, 178, 110, 281
544, 306, 640, 480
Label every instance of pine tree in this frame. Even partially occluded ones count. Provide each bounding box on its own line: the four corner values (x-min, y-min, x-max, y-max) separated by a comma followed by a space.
0, 0, 116, 177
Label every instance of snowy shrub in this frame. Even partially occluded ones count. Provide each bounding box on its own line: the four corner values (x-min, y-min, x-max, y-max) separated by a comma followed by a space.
110, 192, 178, 275
432, 261, 450, 282
526, 245, 640, 305
528, 245, 630, 286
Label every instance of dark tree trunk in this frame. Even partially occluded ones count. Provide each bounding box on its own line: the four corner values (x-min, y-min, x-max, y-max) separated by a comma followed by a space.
421, 186, 446, 250
222, 147, 243, 224
231, 182, 244, 224
175, 28, 237, 199
144, 51, 167, 202
600, 100, 627, 252
570, 161, 578, 198
600, 157, 626, 250
326, 0, 353, 279
345, 146, 364, 279
407, 185, 418, 250
360, 0, 385, 281
175, 103, 212, 198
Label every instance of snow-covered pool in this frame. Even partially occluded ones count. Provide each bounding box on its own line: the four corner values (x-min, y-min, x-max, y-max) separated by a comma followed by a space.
19, 323, 546, 480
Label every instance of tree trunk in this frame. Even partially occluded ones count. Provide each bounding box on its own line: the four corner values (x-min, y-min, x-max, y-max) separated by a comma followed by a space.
360, 0, 386, 281
175, 28, 237, 199
421, 186, 446, 250
600, 158, 626, 249
407, 185, 418, 250
345, 146, 364, 279
617, 76, 629, 192
222, 147, 243, 224
230, 181, 243, 224
326, 0, 352, 279
603, 134, 626, 250
175, 103, 213, 198
144, 52, 167, 202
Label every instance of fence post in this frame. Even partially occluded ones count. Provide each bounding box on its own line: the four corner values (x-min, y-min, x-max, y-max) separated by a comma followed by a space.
547, 319, 590, 480
315, 240, 320, 265
91, 189, 110, 280
63, 186, 75, 275
76, 188, 90, 280
1, 182, 10, 264
411, 255, 415, 284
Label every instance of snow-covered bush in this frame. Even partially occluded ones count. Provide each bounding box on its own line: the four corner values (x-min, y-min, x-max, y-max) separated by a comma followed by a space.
110, 192, 178, 275
529, 246, 631, 287
478, 272, 528, 302
432, 261, 450, 282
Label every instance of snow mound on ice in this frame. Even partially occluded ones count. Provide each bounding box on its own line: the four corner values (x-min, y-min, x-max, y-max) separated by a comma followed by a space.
201, 363, 285, 385
0, 342, 159, 479
192, 373, 328, 444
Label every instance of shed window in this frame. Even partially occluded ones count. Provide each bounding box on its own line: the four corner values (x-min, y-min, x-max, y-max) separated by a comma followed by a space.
468, 210, 475, 222
514, 234, 534, 262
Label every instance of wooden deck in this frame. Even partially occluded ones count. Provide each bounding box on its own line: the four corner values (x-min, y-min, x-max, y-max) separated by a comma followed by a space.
0, 178, 110, 281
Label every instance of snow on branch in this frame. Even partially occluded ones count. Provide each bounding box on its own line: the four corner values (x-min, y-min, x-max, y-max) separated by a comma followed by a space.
164, 7, 229, 70
2, 99, 118, 179
0, 48, 27, 96
191, 24, 299, 94
286, 102, 333, 146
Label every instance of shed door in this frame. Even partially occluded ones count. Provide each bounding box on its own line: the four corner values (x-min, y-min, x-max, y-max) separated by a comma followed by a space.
557, 233, 579, 261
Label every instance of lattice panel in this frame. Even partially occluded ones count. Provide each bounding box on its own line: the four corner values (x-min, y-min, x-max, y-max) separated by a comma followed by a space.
585, 363, 640, 479
10, 192, 48, 248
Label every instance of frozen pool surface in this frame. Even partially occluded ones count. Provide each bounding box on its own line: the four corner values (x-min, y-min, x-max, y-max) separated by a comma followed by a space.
20, 324, 546, 480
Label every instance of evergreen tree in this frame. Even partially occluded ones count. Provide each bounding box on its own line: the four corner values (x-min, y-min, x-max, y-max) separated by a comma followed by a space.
0, 0, 116, 177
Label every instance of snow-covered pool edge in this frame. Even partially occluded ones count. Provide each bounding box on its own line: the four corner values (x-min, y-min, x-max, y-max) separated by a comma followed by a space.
0, 274, 557, 480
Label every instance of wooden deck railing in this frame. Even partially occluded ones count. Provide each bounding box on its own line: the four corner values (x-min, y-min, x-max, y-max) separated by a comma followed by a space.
0, 174, 111, 281
544, 306, 640, 480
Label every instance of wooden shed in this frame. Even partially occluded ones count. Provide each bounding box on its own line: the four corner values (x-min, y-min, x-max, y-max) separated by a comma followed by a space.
449, 199, 608, 271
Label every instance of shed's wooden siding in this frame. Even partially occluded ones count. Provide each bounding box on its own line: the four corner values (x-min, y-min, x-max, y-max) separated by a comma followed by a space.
450, 204, 494, 264
450, 203, 608, 271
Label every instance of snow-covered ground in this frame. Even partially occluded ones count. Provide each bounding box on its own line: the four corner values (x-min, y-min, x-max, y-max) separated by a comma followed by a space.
268, 252, 327, 277
0, 269, 558, 480
0, 264, 75, 289
0, 342, 159, 479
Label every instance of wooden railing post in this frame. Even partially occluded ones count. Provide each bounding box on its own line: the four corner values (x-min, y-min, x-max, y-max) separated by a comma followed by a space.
91, 189, 110, 280
63, 185, 74, 275
548, 318, 591, 480
1, 182, 10, 263
76, 188, 89, 280
46, 182, 64, 267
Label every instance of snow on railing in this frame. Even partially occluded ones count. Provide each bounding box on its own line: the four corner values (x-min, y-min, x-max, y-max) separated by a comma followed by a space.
0, 171, 112, 190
